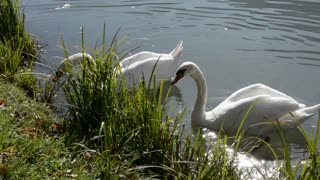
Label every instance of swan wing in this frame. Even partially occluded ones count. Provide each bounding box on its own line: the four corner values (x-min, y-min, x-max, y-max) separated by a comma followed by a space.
210, 94, 305, 134
215, 95, 303, 121
121, 54, 176, 69
223, 83, 297, 103
117, 41, 183, 90
119, 57, 178, 89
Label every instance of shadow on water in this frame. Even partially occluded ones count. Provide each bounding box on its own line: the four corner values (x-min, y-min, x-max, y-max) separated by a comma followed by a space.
148, 81, 182, 104
161, 81, 182, 99
249, 128, 308, 160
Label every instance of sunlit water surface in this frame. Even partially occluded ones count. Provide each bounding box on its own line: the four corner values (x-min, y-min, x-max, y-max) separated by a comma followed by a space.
23, 0, 320, 178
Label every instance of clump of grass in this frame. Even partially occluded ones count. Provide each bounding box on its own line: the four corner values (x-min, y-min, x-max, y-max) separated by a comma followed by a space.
0, 0, 35, 60
61, 28, 239, 178
36, 78, 63, 104
0, 0, 37, 94
275, 113, 320, 179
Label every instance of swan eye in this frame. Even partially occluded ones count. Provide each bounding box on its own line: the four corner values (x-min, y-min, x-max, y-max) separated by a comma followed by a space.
53, 70, 64, 82
56, 70, 64, 77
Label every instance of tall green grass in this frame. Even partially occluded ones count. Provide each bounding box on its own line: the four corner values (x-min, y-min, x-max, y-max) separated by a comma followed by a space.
0, 0, 35, 59
0, 0, 37, 95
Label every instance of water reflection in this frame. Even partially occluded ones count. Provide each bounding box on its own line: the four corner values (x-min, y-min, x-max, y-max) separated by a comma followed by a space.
192, 125, 310, 178
195, 124, 309, 160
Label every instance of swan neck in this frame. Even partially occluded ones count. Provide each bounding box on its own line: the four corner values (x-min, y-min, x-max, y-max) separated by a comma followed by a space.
191, 68, 207, 119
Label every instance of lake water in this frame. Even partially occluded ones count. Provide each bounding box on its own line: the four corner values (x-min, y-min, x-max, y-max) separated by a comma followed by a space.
23, 0, 320, 178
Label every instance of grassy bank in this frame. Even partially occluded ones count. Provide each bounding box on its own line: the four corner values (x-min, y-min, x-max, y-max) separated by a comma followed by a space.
0, 80, 97, 178
0, 0, 319, 179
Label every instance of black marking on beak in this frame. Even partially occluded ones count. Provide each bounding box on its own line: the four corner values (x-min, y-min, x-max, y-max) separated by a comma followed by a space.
171, 69, 186, 85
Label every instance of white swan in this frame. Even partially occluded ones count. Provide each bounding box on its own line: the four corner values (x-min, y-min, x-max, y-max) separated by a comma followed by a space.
171, 62, 320, 136
53, 41, 183, 90
116, 41, 183, 90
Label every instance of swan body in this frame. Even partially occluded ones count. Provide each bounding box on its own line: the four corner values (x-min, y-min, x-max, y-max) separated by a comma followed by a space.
116, 41, 183, 90
171, 62, 320, 136
53, 41, 183, 90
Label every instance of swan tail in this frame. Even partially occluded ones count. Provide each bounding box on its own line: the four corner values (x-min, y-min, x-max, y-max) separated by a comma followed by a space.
169, 41, 183, 61
292, 104, 320, 123
274, 104, 320, 131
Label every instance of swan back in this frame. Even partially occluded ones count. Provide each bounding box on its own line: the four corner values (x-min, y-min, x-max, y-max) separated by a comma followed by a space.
119, 51, 162, 69
118, 41, 183, 90
223, 84, 298, 104
215, 84, 306, 117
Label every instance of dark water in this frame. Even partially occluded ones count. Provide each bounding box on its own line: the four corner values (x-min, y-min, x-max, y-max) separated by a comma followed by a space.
23, 0, 320, 178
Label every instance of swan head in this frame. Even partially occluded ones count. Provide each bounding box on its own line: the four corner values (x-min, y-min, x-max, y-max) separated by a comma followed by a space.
52, 53, 94, 82
171, 62, 198, 85
52, 70, 64, 82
